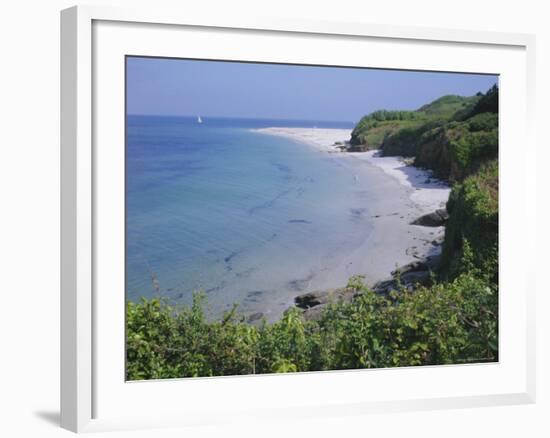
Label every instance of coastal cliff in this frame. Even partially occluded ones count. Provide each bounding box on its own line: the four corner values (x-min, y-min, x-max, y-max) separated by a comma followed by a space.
126, 86, 500, 379
293, 85, 499, 334
344, 85, 499, 280
350, 85, 498, 183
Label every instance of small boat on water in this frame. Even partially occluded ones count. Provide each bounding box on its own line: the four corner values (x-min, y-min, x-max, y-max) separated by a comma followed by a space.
197, 115, 203, 124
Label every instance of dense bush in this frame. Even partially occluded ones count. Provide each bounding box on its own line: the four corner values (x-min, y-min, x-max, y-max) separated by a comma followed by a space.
467, 112, 498, 132
381, 119, 445, 157
378, 126, 421, 156
127, 248, 498, 380
463, 84, 499, 119
366, 110, 421, 122
448, 128, 498, 177
441, 160, 498, 281
350, 109, 432, 147
350, 119, 419, 148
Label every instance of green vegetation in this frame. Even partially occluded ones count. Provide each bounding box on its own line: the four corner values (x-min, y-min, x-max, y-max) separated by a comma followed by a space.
350, 109, 426, 150
126, 85, 499, 380
349, 94, 480, 153
350, 86, 498, 183
419, 94, 479, 118
442, 160, 498, 281
127, 248, 497, 380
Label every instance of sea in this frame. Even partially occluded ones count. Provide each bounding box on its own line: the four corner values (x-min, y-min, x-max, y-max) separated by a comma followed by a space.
126, 115, 378, 321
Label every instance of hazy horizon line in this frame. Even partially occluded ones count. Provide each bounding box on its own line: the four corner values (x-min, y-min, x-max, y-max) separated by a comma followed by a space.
126, 113, 358, 124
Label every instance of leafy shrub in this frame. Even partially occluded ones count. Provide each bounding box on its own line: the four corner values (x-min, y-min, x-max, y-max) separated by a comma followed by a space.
449, 128, 498, 176
467, 112, 498, 132
380, 126, 420, 156
127, 254, 498, 380
468, 84, 499, 117
381, 119, 445, 157
442, 161, 498, 281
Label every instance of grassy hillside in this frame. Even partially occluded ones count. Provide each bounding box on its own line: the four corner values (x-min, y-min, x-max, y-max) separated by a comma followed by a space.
419, 94, 479, 117
415, 87, 498, 181
350, 111, 424, 151
349, 94, 480, 153
349, 86, 498, 183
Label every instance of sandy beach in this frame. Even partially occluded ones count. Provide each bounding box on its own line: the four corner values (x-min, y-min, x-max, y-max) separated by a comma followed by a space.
351, 150, 450, 214
256, 126, 450, 217
254, 126, 451, 301
254, 127, 354, 152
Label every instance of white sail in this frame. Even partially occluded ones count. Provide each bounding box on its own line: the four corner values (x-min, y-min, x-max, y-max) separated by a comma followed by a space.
197, 115, 202, 124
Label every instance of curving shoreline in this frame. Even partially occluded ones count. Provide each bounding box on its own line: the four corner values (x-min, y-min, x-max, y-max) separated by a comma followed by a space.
254, 127, 354, 152
255, 126, 450, 216
253, 126, 451, 318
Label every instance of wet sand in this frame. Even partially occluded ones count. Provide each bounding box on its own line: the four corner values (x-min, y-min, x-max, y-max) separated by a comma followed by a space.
252, 127, 451, 321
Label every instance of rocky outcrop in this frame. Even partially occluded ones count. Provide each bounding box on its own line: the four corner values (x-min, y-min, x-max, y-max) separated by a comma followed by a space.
295, 287, 357, 309
345, 144, 370, 152
373, 255, 441, 294
410, 208, 449, 227
294, 255, 441, 321
294, 287, 358, 321
246, 312, 264, 323
301, 305, 328, 322
372, 274, 430, 295
391, 255, 441, 277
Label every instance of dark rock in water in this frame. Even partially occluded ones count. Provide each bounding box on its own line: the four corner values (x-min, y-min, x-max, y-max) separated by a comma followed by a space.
247, 312, 264, 323
410, 208, 449, 227
224, 251, 238, 263
247, 290, 264, 298
349, 208, 367, 221
295, 287, 356, 309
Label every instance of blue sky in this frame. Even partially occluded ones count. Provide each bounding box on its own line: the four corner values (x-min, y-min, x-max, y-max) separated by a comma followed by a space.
126, 57, 498, 123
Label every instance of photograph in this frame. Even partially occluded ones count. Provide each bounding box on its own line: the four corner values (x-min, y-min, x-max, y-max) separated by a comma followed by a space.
125, 57, 499, 380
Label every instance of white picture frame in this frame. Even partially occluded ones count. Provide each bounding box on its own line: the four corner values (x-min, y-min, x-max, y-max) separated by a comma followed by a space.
60, 4, 536, 433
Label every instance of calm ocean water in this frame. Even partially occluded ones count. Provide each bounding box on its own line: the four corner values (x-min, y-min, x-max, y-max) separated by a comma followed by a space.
126, 115, 376, 320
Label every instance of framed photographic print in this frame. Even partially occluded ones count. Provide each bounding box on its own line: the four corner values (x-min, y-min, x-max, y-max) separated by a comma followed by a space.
60, 5, 536, 433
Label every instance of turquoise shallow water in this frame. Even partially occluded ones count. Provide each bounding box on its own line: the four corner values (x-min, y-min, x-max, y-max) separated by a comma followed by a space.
126, 115, 379, 319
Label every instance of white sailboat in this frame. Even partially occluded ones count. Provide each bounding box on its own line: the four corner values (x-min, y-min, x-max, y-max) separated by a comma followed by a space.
197, 115, 203, 124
